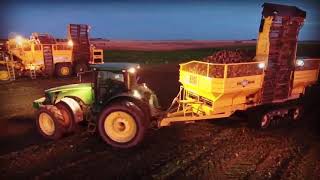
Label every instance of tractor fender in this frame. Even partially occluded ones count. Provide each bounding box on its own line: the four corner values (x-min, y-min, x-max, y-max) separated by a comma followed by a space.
58, 97, 84, 123
105, 93, 151, 119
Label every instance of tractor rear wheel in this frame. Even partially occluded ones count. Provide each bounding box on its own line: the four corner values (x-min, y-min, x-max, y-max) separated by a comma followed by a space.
36, 105, 66, 140
55, 63, 72, 77
98, 101, 147, 148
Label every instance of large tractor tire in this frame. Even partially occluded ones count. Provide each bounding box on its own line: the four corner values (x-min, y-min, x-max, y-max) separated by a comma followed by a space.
35, 105, 66, 140
74, 62, 88, 75
98, 101, 148, 148
55, 63, 73, 77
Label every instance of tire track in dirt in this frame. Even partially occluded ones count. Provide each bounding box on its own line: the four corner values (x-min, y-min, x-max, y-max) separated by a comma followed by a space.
168, 127, 277, 179
0, 132, 108, 178
218, 136, 280, 179
281, 142, 320, 179
35, 122, 226, 179
145, 123, 247, 179
248, 129, 314, 179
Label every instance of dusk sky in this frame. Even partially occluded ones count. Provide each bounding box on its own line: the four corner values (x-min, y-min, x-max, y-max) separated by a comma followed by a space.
1, 0, 319, 40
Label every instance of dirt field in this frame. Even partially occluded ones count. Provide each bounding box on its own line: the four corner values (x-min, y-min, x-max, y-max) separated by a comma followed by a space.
92, 40, 256, 51
0, 64, 320, 179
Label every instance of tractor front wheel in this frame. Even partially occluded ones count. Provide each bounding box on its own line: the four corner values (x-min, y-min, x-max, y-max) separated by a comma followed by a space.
36, 105, 66, 140
56, 102, 78, 133
98, 101, 147, 148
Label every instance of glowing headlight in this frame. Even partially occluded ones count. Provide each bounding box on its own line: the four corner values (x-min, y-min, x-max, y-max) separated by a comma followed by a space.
296, 59, 304, 67
15, 35, 23, 46
133, 90, 142, 99
128, 67, 136, 73
258, 62, 265, 69
143, 83, 148, 89
67, 40, 73, 47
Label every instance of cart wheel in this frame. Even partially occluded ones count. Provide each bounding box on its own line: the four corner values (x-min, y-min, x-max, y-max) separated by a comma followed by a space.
55, 63, 72, 77
98, 101, 147, 148
36, 105, 66, 140
248, 109, 272, 129
56, 102, 78, 133
0, 70, 10, 81
290, 106, 303, 121
260, 113, 272, 129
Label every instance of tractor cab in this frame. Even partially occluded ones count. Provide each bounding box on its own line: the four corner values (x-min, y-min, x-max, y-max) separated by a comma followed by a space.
90, 63, 140, 103
90, 63, 161, 114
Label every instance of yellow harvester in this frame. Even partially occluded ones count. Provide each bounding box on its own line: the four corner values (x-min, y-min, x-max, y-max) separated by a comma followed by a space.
0, 24, 104, 80
159, 3, 320, 128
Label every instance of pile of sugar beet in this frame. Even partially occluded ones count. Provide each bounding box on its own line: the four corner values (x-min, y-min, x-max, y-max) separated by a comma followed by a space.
203, 49, 255, 64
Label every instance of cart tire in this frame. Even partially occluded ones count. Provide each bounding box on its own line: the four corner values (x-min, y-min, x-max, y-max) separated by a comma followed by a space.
55, 63, 72, 77
248, 109, 272, 129
289, 106, 303, 122
36, 105, 66, 140
98, 101, 147, 148
0, 70, 10, 81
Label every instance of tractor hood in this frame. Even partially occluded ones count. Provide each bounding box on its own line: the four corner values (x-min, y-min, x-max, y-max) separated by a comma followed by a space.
44, 83, 95, 105
45, 83, 93, 93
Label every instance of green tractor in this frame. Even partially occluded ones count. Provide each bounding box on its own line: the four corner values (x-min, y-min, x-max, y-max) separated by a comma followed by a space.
33, 63, 161, 148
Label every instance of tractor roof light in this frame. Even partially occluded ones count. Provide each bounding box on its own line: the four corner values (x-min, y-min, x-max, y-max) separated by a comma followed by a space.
296, 59, 304, 67
258, 62, 266, 69
67, 40, 73, 47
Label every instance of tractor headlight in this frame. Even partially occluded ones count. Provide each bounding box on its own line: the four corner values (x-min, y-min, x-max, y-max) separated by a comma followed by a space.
128, 67, 136, 74
133, 90, 142, 99
296, 59, 304, 67
143, 83, 148, 89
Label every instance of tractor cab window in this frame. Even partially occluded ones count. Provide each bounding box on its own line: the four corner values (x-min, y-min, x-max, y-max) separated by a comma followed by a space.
96, 71, 126, 102
98, 71, 124, 85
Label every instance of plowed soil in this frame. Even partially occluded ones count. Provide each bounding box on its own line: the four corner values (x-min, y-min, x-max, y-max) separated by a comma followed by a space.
0, 64, 319, 179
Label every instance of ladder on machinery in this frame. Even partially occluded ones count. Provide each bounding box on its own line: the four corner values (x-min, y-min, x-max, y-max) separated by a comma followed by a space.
42, 45, 54, 76
30, 68, 36, 79
68, 24, 90, 64
32, 33, 56, 77
5, 54, 15, 81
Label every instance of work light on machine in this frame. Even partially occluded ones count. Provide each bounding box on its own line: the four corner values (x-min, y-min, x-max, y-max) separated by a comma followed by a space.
67, 40, 74, 47
296, 59, 304, 67
15, 35, 24, 46
258, 62, 266, 69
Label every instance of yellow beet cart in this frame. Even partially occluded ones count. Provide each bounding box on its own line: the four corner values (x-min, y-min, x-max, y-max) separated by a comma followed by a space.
159, 3, 320, 128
